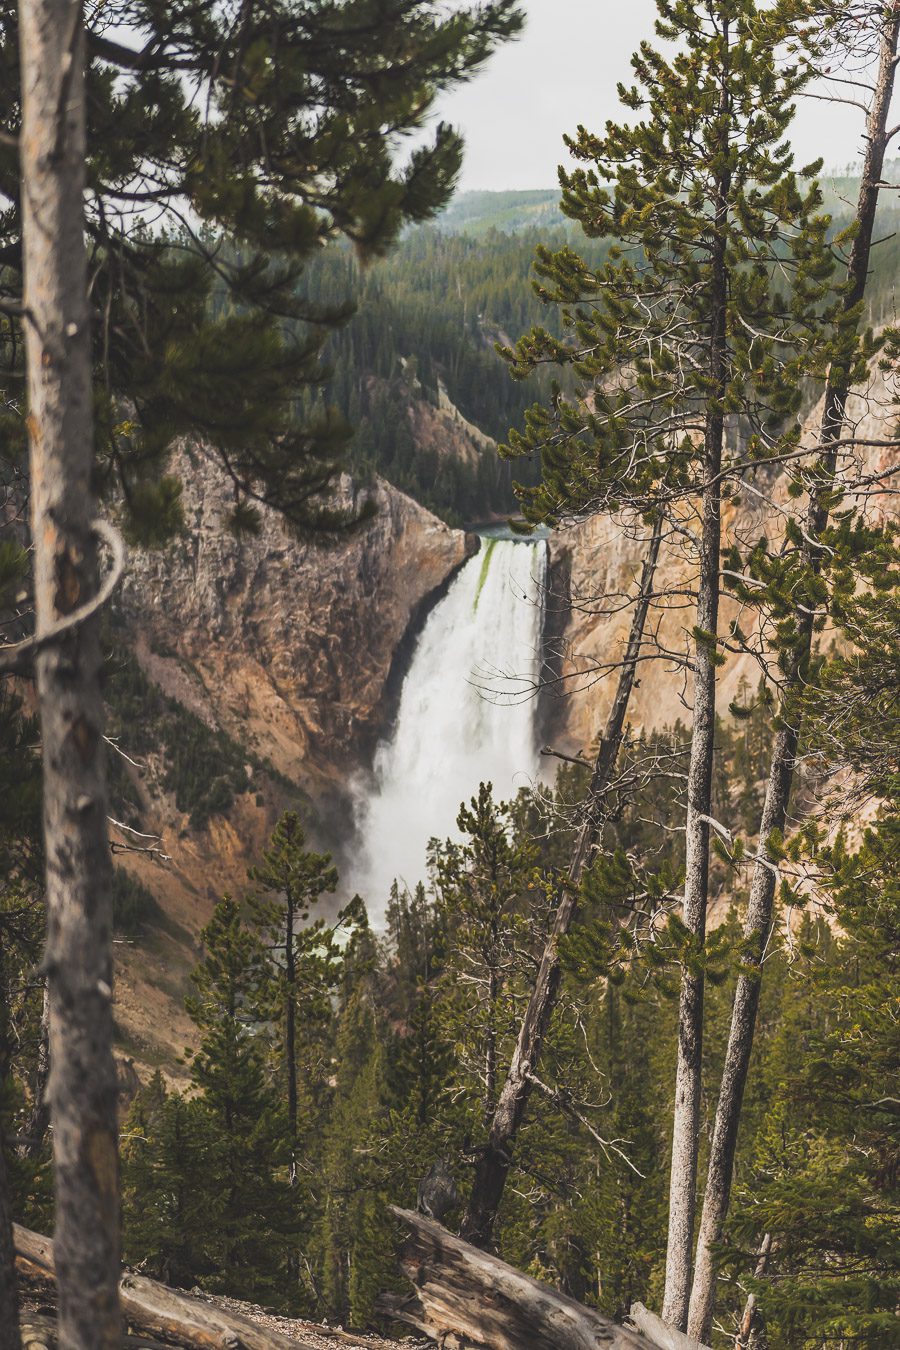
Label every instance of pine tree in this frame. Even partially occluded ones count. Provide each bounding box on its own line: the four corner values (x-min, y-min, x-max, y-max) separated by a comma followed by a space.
500, 2, 839, 1322
688, 5, 900, 1333
121, 1073, 217, 1289
247, 811, 341, 1181
316, 985, 386, 1326
184, 897, 293, 1304
0, 0, 525, 535
730, 836, 899, 1347
434, 785, 541, 1135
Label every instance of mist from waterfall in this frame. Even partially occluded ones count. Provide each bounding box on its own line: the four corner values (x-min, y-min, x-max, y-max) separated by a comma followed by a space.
350, 534, 547, 923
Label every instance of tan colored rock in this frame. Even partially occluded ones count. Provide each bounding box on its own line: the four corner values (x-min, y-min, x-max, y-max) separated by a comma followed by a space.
112, 449, 473, 1078
119, 450, 474, 786
547, 361, 900, 754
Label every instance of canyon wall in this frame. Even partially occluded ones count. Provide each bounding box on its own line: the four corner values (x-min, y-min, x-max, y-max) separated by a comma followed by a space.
111, 448, 474, 1074
545, 364, 898, 756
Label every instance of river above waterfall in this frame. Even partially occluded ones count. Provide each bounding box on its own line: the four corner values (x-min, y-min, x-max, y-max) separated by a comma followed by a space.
349, 535, 547, 921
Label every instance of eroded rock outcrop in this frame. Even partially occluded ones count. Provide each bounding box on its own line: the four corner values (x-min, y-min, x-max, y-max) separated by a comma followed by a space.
119, 447, 475, 789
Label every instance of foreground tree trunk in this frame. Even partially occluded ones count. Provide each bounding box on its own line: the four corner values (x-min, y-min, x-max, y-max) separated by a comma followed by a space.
18, 1, 122, 1345
685, 12, 900, 1340
460, 517, 663, 1247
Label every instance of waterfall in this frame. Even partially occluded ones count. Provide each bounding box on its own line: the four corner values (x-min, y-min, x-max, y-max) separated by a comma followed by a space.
350, 534, 547, 921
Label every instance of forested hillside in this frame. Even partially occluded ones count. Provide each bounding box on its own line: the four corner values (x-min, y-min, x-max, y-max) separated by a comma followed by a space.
292, 173, 900, 525
296, 227, 608, 523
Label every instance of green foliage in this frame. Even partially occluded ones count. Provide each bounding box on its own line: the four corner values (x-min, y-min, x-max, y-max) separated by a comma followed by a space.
499, 0, 841, 545
728, 826, 900, 1346
0, 0, 524, 536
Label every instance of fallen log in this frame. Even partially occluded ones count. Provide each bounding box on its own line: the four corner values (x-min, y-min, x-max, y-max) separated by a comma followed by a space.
14, 1224, 308, 1349
383, 1206, 658, 1350
626, 1304, 712, 1350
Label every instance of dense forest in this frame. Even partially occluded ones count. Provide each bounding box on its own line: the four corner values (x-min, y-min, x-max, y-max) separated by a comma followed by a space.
291, 171, 900, 525
0, 1, 899, 1349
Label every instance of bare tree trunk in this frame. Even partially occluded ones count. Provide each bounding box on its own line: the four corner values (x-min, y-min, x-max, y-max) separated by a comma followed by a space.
460, 517, 663, 1247
662, 55, 731, 1318
736, 1234, 772, 1350
685, 14, 900, 1341
18, 2, 122, 1345
385, 1206, 654, 1350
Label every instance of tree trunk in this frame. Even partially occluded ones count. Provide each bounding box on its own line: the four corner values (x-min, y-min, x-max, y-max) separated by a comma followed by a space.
18, 2, 122, 1345
735, 1234, 772, 1350
285, 893, 297, 1183
460, 517, 663, 1247
0, 1140, 20, 1349
685, 14, 900, 1341
662, 44, 731, 1317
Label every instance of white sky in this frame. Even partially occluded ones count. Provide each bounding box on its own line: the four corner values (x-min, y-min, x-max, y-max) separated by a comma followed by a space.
432, 0, 877, 192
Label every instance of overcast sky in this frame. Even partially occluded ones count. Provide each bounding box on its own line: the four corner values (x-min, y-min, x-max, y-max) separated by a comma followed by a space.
431, 0, 877, 192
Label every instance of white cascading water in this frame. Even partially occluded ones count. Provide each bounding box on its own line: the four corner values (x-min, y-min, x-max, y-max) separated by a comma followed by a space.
350, 535, 547, 921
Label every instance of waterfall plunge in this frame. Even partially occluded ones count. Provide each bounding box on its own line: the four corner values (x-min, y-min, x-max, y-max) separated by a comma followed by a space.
351, 536, 547, 921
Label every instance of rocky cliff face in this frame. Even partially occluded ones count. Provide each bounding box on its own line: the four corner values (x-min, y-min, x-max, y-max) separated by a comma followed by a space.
120, 448, 475, 787
545, 365, 898, 755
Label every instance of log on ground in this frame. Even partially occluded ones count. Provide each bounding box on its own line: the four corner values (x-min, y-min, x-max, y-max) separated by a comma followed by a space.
382, 1205, 657, 1350
14, 1223, 309, 1350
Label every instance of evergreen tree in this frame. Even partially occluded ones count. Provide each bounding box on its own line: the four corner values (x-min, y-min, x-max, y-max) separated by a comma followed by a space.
121, 1074, 216, 1288
184, 897, 292, 1304
500, 1, 839, 1323
689, 3, 900, 1330
434, 784, 543, 1132
247, 811, 341, 1180
731, 831, 899, 1347
316, 984, 386, 1326
0, 0, 525, 535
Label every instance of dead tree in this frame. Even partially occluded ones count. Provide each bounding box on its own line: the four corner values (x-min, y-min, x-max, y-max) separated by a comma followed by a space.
17, 0, 122, 1344
686, 7, 900, 1340
386, 1206, 657, 1350
460, 517, 663, 1247
13, 1223, 316, 1350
